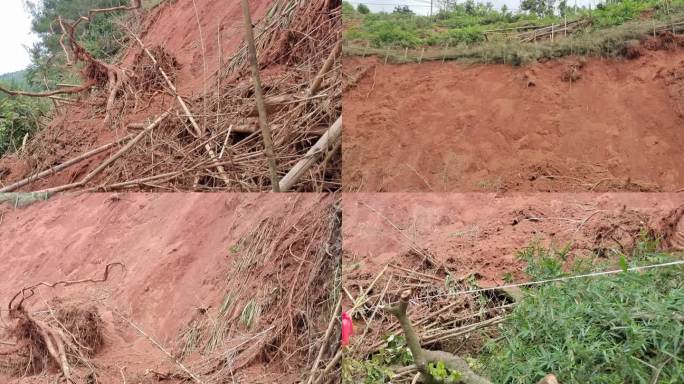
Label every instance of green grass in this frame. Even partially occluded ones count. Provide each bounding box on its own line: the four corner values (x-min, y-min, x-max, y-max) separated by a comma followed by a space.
240, 299, 261, 330
484, 237, 684, 384
344, 0, 684, 64
346, 14, 684, 65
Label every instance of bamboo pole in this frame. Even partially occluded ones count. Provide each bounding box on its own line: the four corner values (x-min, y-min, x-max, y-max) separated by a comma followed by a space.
306, 297, 342, 384
278, 117, 342, 192
240, 0, 280, 192
308, 40, 341, 97
35, 111, 172, 194
0, 134, 134, 192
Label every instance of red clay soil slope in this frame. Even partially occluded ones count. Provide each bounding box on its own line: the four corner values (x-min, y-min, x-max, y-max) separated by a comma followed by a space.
0, 0, 272, 190
0, 193, 338, 383
343, 48, 684, 192
343, 193, 684, 287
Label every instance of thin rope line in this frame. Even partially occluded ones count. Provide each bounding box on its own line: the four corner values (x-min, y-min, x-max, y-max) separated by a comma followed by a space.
371, 260, 684, 307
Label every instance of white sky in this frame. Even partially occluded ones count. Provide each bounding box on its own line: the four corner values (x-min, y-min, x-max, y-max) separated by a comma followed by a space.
347, 0, 596, 15
0, 0, 38, 75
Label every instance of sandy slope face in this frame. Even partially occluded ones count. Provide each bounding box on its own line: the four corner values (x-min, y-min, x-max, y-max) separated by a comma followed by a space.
343, 49, 684, 192
0, 193, 332, 382
343, 193, 684, 286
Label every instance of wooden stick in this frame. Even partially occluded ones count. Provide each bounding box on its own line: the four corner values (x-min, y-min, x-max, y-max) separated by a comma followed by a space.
87, 171, 183, 191
306, 297, 342, 384
278, 116, 341, 192
240, 0, 280, 192
0, 81, 94, 98
0, 134, 134, 192
308, 40, 341, 97
312, 349, 343, 384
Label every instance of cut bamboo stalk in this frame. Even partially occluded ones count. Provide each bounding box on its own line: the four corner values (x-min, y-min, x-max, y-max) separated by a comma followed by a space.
240, 0, 280, 192
35, 111, 172, 194
0, 134, 135, 192
278, 116, 341, 192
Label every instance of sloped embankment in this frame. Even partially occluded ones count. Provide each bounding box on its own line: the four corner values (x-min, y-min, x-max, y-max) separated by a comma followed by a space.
0, 0, 342, 193
0, 193, 340, 383
343, 41, 684, 192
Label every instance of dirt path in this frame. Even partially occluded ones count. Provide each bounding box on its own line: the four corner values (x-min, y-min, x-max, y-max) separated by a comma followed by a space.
343, 193, 684, 287
343, 48, 684, 192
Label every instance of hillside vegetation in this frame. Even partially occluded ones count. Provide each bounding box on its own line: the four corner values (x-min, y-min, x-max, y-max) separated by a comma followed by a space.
343, 0, 684, 63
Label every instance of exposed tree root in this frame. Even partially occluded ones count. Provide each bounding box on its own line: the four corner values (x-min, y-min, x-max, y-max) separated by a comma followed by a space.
8, 262, 126, 312
1, 263, 122, 382
0, 1, 144, 125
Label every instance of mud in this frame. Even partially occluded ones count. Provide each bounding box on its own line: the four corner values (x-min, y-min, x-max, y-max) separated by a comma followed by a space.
343, 193, 684, 287
342, 48, 684, 192
0, 193, 336, 383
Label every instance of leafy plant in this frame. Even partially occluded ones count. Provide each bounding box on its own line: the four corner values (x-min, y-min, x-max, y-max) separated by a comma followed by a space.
483, 239, 684, 383
0, 94, 48, 156
342, 334, 414, 383
426, 360, 463, 383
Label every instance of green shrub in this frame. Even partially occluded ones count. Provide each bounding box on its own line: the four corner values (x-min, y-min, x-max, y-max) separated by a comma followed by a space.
0, 95, 47, 156
484, 239, 684, 384
591, 0, 650, 28
342, 334, 414, 383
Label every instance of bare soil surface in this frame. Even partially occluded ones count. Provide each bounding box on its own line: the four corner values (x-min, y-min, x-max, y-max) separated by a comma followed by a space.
343, 47, 684, 192
0, 193, 338, 383
343, 193, 684, 287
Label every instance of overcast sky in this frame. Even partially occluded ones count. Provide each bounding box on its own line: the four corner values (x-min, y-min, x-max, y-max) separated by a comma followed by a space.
0, 0, 38, 75
347, 0, 596, 15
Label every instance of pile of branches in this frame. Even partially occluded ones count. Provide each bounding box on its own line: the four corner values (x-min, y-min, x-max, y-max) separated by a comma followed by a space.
343, 249, 518, 383
1, 0, 342, 193
168, 197, 341, 383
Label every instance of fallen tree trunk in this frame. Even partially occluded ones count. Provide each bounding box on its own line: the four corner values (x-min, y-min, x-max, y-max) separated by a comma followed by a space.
278, 116, 341, 192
